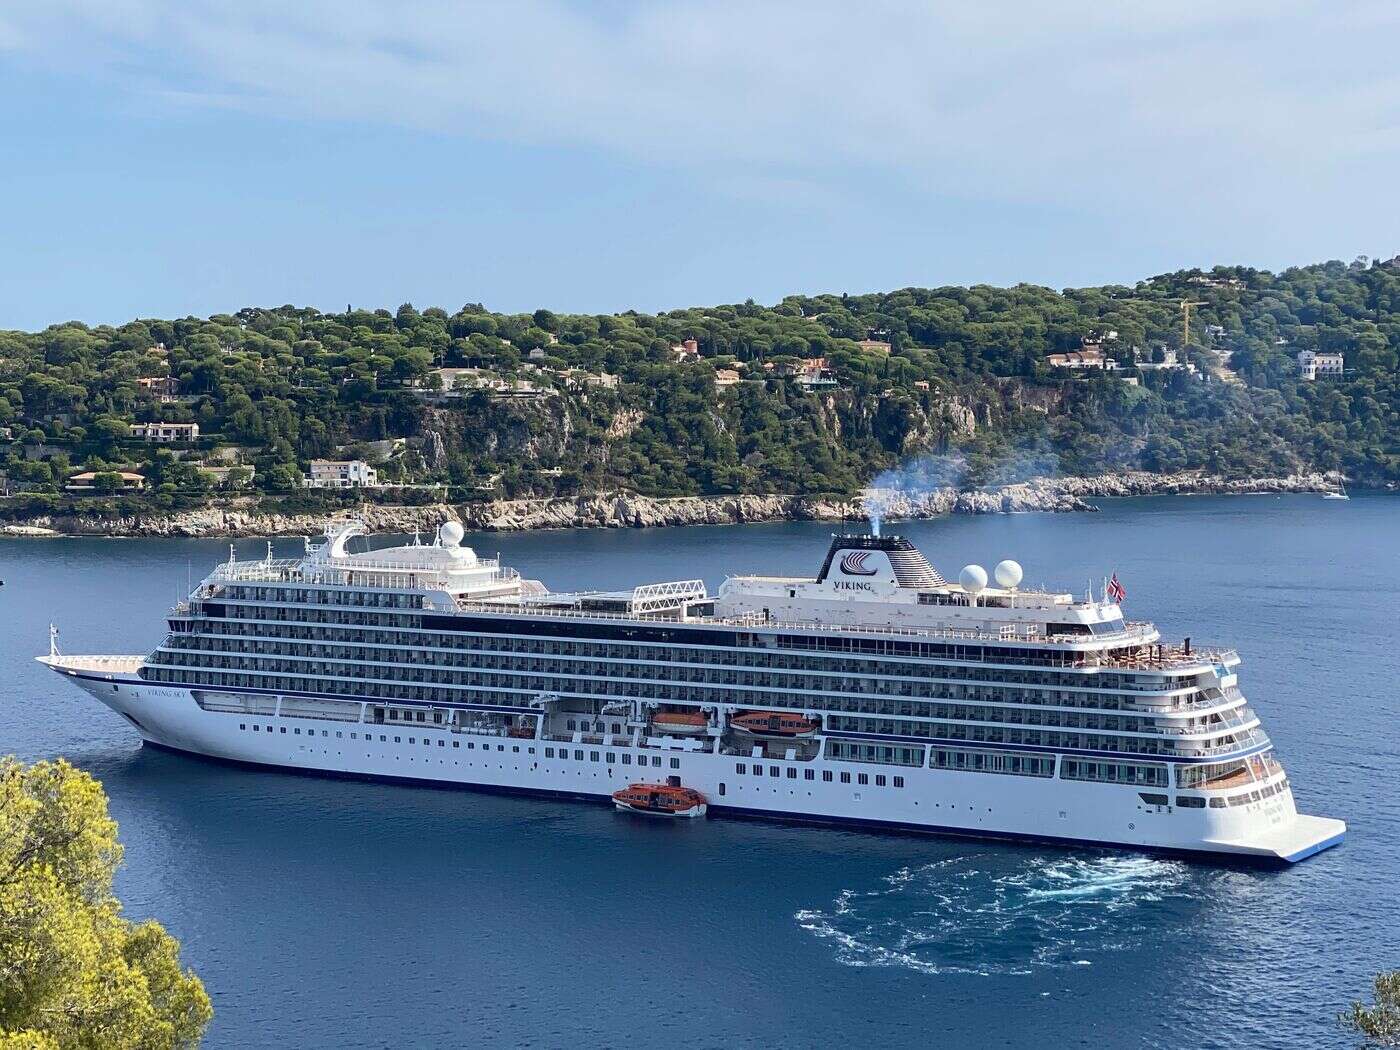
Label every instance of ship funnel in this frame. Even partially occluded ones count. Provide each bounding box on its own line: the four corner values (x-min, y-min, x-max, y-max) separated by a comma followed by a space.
816, 534, 946, 588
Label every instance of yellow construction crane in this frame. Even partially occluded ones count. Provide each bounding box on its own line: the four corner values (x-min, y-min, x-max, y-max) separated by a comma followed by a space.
1180, 300, 1206, 349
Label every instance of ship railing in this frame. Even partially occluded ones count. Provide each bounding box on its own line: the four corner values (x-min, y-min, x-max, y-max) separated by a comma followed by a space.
210, 559, 519, 593
45, 654, 145, 674
453, 601, 1162, 648
1097, 645, 1238, 671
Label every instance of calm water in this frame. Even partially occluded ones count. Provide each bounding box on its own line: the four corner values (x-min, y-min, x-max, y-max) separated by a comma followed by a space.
2, 495, 1396, 1049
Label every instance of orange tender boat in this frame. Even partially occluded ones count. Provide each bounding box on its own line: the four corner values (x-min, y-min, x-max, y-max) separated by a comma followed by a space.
731, 711, 819, 737
611, 783, 708, 819
652, 710, 708, 735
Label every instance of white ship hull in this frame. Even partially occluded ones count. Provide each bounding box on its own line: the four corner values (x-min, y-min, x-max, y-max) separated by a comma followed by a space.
46, 660, 1345, 864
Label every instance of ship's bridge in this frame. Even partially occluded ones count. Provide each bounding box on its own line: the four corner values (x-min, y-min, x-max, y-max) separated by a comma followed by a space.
206, 520, 534, 602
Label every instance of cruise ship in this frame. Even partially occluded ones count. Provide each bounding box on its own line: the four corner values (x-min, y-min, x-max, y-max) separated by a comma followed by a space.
40, 521, 1345, 863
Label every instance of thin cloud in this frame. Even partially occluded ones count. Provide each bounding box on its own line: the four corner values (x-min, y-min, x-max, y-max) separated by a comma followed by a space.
2, 2, 1398, 222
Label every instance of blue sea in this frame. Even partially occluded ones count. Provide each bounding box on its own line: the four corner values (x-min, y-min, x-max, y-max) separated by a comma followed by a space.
2, 494, 1395, 1049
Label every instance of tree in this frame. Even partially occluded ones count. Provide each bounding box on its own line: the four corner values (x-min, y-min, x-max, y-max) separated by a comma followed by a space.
0, 757, 212, 1047
91, 471, 125, 495
1342, 972, 1400, 1047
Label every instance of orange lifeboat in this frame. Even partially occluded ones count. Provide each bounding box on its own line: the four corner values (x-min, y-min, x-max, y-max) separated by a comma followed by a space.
611, 783, 708, 819
731, 711, 819, 738
507, 723, 536, 739
652, 710, 708, 736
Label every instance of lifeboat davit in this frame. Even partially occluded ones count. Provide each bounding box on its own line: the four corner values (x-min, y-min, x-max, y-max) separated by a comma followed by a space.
611, 783, 708, 819
731, 711, 819, 738
652, 710, 708, 736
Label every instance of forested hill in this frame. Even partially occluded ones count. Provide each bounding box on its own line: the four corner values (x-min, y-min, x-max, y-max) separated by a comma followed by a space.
0, 257, 1397, 516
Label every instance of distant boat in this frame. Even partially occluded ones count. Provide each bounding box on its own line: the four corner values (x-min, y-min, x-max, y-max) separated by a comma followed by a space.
1322, 479, 1349, 500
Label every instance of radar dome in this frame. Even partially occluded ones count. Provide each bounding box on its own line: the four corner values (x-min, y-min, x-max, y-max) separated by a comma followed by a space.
994, 559, 1023, 589
438, 521, 465, 547
958, 564, 988, 594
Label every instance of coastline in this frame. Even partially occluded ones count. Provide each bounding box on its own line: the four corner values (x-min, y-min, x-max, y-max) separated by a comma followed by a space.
0, 470, 1341, 538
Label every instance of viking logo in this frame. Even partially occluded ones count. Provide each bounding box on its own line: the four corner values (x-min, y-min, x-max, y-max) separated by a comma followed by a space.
840, 551, 878, 576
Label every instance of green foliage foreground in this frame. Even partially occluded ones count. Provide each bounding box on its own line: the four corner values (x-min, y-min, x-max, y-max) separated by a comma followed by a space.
1343, 971, 1400, 1048
0, 757, 211, 1049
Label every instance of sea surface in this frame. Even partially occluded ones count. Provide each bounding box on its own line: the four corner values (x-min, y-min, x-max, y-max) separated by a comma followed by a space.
1, 494, 1396, 1049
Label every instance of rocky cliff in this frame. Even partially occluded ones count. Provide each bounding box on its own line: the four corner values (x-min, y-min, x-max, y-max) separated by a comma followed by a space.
0, 470, 1338, 538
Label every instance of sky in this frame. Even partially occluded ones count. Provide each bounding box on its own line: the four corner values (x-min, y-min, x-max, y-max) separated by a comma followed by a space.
1, 1, 1397, 331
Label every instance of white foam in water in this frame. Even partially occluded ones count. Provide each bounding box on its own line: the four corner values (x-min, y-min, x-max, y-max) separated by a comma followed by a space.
795, 853, 1194, 976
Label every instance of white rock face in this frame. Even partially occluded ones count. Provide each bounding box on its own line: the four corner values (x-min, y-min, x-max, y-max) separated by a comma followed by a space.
0, 470, 1339, 537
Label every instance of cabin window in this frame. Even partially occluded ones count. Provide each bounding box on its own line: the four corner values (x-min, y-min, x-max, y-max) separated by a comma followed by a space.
894, 776, 904, 788
769, 766, 779, 778
545, 747, 554, 758
736, 764, 746, 774
1177, 795, 1205, 808
858, 774, 869, 785
394, 736, 401, 743
280, 727, 286, 734
575, 750, 584, 760
823, 771, 833, 782
786, 769, 796, 779
590, 751, 600, 762
875, 775, 886, 787
670, 758, 680, 769
652, 757, 662, 767
453, 741, 460, 749
719, 783, 726, 796
622, 754, 631, 764
840, 772, 851, 784
606, 753, 616, 763
240, 723, 246, 730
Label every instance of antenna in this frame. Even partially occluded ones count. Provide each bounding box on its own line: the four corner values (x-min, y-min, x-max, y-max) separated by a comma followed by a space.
266, 540, 273, 563
229, 542, 236, 564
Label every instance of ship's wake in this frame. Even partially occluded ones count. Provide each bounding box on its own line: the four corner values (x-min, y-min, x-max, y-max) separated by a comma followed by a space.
794, 852, 1192, 976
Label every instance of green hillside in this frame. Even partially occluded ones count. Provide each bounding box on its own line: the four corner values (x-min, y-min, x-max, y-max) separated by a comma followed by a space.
1, 257, 1396, 518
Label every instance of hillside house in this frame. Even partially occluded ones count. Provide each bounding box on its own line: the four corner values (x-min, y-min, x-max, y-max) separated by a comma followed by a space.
303, 460, 378, 489
66, 470, 146, 493
136, 376, 181, 399
1297, 350, 1344, 380
130, 422, 199, 442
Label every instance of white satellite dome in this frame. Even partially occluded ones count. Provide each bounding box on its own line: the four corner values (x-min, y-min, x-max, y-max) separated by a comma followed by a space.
958, 564, 988, 594
994, 559, 1023, 589
437, 521, 465, 547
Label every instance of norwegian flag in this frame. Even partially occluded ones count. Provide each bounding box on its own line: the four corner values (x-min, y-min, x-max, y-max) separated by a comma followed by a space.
1107, 573, 1126, 604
